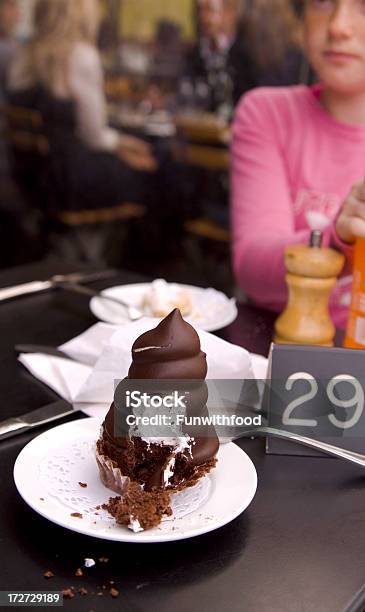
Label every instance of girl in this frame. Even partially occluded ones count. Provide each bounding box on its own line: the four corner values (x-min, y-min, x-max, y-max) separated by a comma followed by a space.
231, 0, 365, 329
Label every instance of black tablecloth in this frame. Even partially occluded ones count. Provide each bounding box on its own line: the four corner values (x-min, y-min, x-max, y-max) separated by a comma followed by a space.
0, 261, 364, 612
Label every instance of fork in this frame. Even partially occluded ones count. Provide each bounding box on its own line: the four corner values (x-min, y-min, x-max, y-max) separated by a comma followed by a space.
231, 426, 365, 468
55, 281, 143, 321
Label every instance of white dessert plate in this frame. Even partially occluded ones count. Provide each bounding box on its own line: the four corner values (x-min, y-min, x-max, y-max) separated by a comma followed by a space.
14, 417, 257, 544
90, 283, 238, 332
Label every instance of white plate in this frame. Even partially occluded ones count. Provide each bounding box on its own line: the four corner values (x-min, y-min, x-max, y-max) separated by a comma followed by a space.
14, 418, 257, 543
90, 283, 238, 332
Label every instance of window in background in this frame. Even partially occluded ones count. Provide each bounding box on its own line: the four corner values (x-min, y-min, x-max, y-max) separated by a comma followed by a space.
121, 0, 194, 42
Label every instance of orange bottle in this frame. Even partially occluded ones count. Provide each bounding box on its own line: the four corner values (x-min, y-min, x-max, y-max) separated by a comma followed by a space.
344, 238, 365, 348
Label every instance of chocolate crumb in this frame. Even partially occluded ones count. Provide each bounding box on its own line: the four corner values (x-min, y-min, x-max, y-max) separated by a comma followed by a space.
70, 512, 83, 519
95, 505, 101, 510
110, 588, 119, 598
62, 588, 75, 599
78, 482, 88, 488
43, 570, 54, 579
39, 497, 44, 501
78, 587, 88, 596
75, 568, 83, 577
103, 482, 172, 531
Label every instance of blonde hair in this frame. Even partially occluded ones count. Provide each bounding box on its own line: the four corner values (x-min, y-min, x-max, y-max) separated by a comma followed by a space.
26, 0, 100, 93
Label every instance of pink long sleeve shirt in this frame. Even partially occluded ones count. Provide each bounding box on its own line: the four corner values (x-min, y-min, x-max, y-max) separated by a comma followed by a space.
231, 84, 365, 329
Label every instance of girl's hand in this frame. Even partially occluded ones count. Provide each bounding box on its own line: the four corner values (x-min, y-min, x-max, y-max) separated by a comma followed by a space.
336, 181, 365, 244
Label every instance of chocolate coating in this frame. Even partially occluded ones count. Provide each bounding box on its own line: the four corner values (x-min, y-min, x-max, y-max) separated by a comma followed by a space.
128, 309, 207, 379
100, 309, 219, 490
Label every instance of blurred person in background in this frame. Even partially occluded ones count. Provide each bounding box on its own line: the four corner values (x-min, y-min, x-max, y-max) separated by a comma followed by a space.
7, 0, 158, 261
0, 0, 19, 98
0, 0, 19, 179
0, 0, 35, 270
182, 0, 251, 116
182, 0, 304, 116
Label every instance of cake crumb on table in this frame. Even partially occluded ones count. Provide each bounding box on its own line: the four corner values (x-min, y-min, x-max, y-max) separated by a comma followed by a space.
43, 570, 54, 579
62, 588, 75, 599
70, 512, 83, 519
78, 482, 88, 488
78, 587, 88, 596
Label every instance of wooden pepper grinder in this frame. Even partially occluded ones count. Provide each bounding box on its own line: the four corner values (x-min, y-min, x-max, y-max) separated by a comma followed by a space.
274, 231, 345, 346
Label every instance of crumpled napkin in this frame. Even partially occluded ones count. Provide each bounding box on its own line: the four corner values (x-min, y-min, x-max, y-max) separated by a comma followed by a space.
19, 319, 257, 418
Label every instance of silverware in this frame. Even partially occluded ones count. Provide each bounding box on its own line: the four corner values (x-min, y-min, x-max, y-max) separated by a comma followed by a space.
235, 427, 365, 468
0, 269, 117, 303
0, 400, 77, 441
57, 281, 143, 321
15, 344, 77, 362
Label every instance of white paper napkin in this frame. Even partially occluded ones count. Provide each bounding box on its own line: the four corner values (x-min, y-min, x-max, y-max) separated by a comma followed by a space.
19, 319, 256, 418
18, 323, 117, 418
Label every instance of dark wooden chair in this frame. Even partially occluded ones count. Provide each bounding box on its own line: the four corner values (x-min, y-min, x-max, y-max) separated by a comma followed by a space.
4, 104, 146, 262
4, 105, 50, 210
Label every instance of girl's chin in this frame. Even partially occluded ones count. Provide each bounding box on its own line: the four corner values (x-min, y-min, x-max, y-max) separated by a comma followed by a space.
320, 73, 365, 95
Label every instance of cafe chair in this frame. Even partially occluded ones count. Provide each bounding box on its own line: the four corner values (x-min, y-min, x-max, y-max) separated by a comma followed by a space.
173, 142, 229, 172
4, 103, 146, 263
184, 217, 230, 243
4, 105, 50, 212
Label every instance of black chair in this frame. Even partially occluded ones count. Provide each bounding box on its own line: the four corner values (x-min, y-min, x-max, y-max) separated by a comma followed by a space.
4, 92, 146, 263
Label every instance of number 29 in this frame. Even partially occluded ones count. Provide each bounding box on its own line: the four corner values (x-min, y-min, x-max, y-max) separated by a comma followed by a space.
282, 373, 364, 430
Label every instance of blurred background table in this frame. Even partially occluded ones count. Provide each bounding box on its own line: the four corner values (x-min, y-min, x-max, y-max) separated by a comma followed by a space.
0, 261, 364, 612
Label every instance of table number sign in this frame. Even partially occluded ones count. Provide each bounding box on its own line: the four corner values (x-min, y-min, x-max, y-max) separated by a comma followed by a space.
265, 343, 365, 456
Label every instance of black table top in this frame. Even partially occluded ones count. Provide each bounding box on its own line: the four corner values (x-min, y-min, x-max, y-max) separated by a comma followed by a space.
1, 261, 365, 612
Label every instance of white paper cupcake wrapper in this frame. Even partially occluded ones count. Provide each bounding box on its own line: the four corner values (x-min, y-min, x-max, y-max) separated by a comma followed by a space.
95, 447, 130, 495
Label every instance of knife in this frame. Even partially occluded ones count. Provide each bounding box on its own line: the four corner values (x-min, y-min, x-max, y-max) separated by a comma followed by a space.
0, 399, 78, 441
15, 344, 79, 362
0, 269, 117, 303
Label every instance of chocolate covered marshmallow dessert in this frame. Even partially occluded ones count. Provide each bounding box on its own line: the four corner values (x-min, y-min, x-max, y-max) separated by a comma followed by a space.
96, 309, 219, 531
